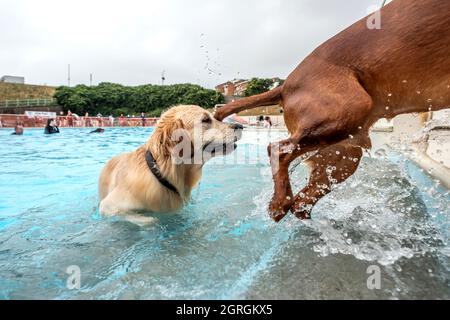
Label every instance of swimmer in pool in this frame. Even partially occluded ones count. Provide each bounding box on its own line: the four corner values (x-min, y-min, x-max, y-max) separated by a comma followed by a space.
11, 124, 24, 135
90, 128, 105, 133
44, 119, 60, 134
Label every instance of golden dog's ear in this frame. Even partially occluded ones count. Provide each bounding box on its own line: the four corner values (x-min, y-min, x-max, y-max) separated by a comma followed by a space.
153, 117, 185, 158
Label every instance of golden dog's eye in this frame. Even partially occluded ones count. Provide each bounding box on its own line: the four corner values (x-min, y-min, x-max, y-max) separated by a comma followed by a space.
202, 115, 212, 124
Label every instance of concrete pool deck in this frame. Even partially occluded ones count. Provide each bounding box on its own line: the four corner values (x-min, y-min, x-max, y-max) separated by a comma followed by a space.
371, 129, 450, 189
381, 112, 450, 189
427, 130, 450, 168
409, 130, 450, 188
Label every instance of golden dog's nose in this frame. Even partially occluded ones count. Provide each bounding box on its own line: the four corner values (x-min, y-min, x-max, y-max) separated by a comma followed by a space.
229, 123, 244, 130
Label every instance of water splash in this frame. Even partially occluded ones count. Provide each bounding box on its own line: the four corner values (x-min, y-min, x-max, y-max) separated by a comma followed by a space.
288, 156, 449, 266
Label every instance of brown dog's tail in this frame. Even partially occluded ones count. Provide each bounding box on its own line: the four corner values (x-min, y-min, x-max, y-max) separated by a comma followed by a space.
214, 85, 283, 121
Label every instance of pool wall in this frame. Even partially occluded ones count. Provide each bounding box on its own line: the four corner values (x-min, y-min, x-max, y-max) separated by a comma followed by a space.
0, 113, 158, 128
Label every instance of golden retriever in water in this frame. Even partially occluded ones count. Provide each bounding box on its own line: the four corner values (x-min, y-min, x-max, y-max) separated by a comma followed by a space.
99, 105, 243, 225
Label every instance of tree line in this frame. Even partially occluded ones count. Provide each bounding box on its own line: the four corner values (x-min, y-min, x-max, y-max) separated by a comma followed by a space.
54, 82, 225, 116
53, 78, 283, 117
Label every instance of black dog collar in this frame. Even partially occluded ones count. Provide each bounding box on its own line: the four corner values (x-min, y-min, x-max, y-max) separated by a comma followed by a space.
145, 150, 180, 197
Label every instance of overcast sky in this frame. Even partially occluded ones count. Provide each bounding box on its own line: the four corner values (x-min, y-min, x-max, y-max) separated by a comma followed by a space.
0, 0, 382, 88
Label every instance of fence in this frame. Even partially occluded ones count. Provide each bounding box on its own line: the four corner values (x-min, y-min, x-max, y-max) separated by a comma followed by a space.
0, 114, 159, 128
0, 98, 57, 108
0, 98, 60, 114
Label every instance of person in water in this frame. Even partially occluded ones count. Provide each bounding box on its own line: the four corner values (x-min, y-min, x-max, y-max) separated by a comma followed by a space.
44, 119, 60, 134
11, 124, 24, 135
90, 128, 105, 133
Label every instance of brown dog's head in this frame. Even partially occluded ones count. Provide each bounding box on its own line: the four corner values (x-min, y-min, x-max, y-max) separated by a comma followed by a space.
150, 105, 243, 164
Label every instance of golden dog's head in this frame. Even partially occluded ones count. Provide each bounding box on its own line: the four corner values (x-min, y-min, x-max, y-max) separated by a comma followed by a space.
150, 105, 243, 164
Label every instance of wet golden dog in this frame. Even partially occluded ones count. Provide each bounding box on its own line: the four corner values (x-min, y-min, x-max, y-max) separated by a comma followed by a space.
99, 105, 242, 224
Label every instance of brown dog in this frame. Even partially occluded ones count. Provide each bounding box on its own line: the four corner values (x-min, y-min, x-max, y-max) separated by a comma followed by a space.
215, 0, 450, 222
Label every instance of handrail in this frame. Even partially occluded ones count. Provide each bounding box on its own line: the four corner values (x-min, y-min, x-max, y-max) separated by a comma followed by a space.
0, 98, 57, 108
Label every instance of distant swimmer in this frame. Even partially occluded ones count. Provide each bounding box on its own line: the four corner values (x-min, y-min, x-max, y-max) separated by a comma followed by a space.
44, 119, 60, 134
90, 128, 105, 133
11, 124, 24, 135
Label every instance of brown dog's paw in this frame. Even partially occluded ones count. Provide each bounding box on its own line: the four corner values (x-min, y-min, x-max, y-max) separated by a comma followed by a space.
293, 210, 312, 220
290, 203, 313, 220
268, 197, 293, 222
269, 209, 287, 222
213, 108, 226, 121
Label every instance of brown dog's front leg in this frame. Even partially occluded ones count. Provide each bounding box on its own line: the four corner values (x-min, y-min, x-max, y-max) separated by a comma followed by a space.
267, 139, 304, 222
290, 143, 363, 219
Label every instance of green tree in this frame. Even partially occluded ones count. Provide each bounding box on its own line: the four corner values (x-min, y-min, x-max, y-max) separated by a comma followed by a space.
244, 78, 284, 97
54, 83, 224, 117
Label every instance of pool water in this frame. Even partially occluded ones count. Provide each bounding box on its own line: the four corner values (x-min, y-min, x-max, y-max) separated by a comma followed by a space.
0, 127, 449, 299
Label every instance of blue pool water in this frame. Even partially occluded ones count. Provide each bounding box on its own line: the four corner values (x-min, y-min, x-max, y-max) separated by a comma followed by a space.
0, 127, 449, 299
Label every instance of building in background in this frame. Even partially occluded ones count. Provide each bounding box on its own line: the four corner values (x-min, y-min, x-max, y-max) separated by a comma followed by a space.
1, 75, 25, 84
216, 77, 283, 97
215, 79, 250, 96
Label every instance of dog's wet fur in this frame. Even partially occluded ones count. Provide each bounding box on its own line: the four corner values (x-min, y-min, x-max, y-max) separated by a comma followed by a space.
215, 0, 450, 221
99, 105, 242, 225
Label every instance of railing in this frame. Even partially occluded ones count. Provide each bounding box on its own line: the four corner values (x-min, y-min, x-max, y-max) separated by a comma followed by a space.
0, 114, 159, 128
0, 98, 57, 108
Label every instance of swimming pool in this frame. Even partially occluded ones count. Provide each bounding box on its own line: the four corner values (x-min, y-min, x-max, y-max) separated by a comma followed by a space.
0, 127, 449, 299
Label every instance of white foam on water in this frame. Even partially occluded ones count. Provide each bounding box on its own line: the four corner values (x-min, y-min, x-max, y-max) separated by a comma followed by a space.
223, 151, 449, 299
288, 156, 449, 266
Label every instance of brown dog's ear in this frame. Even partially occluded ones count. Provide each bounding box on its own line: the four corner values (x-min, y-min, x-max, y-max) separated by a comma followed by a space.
153, 117, 185, 158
